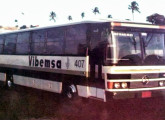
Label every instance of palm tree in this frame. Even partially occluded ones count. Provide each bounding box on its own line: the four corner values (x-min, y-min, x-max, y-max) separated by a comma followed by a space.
128, 1, 140, 21
68, 15, 72, 21
107, 14, 112, 18
49, 11, 56, 22
92, 7, 100, 15
15, 19, 18, 27
81, 12, 85, 19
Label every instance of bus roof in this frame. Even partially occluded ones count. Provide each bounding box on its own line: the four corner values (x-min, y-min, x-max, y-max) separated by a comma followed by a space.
1, 19, 165, 35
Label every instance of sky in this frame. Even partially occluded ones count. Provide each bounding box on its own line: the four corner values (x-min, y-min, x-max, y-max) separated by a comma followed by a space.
1, 0, 165, 27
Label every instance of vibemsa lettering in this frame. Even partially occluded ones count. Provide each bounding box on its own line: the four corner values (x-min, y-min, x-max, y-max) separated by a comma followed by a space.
29, 56, 61, 69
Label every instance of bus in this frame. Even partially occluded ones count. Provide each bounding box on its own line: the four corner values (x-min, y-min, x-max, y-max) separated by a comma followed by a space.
0, 20, 165, 102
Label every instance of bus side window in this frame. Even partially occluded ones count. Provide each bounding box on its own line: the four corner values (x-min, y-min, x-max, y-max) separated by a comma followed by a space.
65, 24, 87, 55
4, 34, 17, 54
77, 24, 87, 55
16, 32, 30, 54
47, 28, 64, 55
0, 35, 4, 54
90, 24, 102, 50
65, 25, 77, 54
31, 30, 46, 55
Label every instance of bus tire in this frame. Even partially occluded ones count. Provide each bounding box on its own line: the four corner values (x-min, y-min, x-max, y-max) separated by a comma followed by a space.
7, 80, 12, 88
5, 74, 14, 89
66, 84, 77, 99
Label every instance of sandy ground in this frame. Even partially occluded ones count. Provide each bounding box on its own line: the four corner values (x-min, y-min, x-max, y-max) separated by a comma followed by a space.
0, 85, 165, 120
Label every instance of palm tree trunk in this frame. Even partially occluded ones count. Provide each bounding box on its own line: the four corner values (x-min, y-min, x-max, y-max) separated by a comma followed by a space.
132, 12, 134, 21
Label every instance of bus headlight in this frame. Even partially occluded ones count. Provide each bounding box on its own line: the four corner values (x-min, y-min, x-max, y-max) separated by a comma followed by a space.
114, 83, 120, 89
158, 81, 164, 87
121, 82, 128, 88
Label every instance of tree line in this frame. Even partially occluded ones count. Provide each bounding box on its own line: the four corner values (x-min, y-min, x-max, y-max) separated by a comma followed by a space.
49, 7, 112, 22
49, 1, 165, 25
15, 1, 165, 29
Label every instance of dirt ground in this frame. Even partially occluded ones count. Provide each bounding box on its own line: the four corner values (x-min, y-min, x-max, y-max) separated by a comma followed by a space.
0, 85, 165, 120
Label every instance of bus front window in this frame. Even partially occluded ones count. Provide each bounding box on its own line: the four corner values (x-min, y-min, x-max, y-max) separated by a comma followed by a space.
112, 32, 165, 65
113, 32, 141, 65
143, 33, 164, 65
143, 33, 164, 57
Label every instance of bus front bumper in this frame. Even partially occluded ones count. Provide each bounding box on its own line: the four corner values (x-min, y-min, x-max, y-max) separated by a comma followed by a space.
106, 89, 165, 100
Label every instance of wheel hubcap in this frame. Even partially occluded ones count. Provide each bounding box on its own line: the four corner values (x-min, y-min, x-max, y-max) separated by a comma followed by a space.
7, 80, 12, 87
67, 88, 73, 98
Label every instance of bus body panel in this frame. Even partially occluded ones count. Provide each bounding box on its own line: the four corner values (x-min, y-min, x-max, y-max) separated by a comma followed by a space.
0, 20, 165, 102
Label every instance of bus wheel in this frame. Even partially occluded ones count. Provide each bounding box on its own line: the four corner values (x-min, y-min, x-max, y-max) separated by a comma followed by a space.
7, 80, 12, 88
6, 74, 14, 88
66, 84, 77, 99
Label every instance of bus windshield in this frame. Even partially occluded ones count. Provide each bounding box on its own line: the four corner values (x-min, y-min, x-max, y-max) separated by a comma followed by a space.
112, 32, 165, 65
143, 33, 164, 57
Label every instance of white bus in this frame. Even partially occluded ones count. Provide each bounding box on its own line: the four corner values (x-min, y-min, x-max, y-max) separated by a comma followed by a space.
0, 20, 165, 102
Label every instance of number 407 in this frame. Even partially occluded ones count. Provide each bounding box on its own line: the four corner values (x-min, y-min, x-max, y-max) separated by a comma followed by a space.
74, 60, 85, 68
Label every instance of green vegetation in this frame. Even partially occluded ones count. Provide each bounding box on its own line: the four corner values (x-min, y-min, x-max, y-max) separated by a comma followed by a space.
13, 1, 165, 27
81, 12, 85, 19
128, 1, 140, 21
49, 11, 56, 22
107, 14, 112, 18
147, 13, 165, 25
68, 15, 73, 21
92, 7, 100, 15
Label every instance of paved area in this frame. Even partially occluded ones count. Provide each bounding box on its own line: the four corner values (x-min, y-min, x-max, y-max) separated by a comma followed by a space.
0, 86, 165, 120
